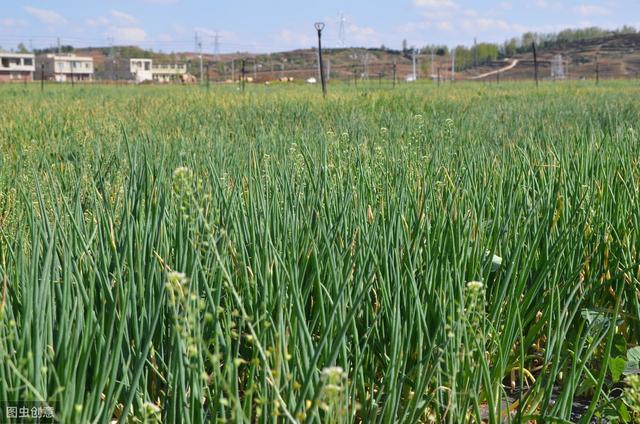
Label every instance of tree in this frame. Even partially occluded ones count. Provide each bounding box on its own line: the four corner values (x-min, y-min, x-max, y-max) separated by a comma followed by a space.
436, 47, 448, 56
503, 38, 518, 58
521, 32, 537, 49
453, 45, 471, 70
619, 25, 637, 34
17, 42, 29, 53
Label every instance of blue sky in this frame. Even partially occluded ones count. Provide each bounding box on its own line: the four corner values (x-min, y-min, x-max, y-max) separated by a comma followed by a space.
1, 1, 638, 53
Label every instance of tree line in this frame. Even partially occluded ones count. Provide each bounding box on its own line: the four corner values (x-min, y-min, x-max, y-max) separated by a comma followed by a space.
401, 25, 638, 71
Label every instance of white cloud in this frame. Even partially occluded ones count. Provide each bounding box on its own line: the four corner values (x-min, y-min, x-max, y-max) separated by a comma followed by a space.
406, 0, 533, 39
0, 18, 27, 28
532, 0, 563, 11
413, 0, 462, 21
172, 24, 186, 35
86, 11, 146, 43
157, 33, 174, 42
397, 21, 433, 33
110, 10, 137, 25
113, 27, 147, 42
414, 0, 458, 8
275, 29, 314, 47
347, 23, 379, 43
574, 4, 610, 16
462, 18, 529, 33
86, 16, 110, 27
24, 6, 67, 26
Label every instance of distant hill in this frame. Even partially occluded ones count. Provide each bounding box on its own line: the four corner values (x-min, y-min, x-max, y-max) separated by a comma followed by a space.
68, 32, 640, 82
460, 33, 640, 81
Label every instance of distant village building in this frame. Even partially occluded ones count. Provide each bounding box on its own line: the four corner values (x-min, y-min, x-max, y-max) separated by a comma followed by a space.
105, 58, 153, 83
37, 54, 94, 82
0, 52, 35, 82
152, 62, 187, 83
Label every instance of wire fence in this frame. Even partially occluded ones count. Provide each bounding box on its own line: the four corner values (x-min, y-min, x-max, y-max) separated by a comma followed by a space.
3, 49, 639, 89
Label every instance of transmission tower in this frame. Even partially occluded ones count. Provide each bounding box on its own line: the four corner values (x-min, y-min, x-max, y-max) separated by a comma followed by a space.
473, 37, 478, 67
338, 13, 346, 47
108, 36, 114, 59
214, 31, 220, 55
195, 32, 203, 84
551, 54, 565, 80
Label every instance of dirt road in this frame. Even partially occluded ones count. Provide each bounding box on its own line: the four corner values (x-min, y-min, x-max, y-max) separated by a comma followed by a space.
469, 59, 519, 80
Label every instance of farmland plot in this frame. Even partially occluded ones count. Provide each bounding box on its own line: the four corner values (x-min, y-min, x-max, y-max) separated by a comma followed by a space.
1, 82, 640, 423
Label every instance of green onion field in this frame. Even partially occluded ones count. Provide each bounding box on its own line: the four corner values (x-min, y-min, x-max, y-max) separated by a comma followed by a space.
1, 81, 640, 423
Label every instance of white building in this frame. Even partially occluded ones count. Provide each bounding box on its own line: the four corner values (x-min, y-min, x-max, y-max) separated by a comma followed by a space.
129, 58, 153, 82
152, 62, 187, 83
104, 58, 153, 83
38, 54, 94, 82
0, 52, 35, 82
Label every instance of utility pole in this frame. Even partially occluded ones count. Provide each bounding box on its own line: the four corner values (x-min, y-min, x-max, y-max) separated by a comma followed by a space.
451, 48, 456, 81
315, 22, 327, 97
270, 54, 274, 79
195, 32, 203, 85
241, 59, 245, 92
392, 60, 397, 88
532, 42, 539, 87
412, 49, 417, 81
108, 37, 114, 59
108, 36, 115, 82
363, 53, 369, 79
431, 49, 435, 77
